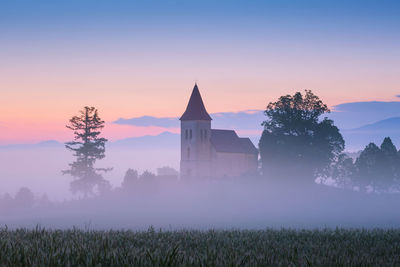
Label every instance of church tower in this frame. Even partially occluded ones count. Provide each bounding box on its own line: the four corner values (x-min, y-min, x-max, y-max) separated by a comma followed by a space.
180, 84, 212, 178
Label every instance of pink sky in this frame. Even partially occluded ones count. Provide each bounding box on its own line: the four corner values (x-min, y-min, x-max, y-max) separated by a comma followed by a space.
1, 68, 399, 145
1, 1, 399, 144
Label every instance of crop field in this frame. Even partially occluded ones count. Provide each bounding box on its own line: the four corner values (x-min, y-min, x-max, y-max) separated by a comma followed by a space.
0, 227, 400, 266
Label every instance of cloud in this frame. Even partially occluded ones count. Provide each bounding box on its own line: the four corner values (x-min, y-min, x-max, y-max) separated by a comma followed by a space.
114, 116, 178, 128
114, 110, 266, 132
112, 102, 400, 151
328, 101, 400, 129
114, 102, 400, 134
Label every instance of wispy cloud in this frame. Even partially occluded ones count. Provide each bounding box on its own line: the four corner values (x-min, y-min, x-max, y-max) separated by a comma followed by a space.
114, 116, 178, 128
114, 110, 265, 132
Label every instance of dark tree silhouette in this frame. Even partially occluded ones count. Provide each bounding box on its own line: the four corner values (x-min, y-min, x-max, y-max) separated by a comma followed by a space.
355, 142, 383, 191
63, 106, 111, 197
320, 153, 356, 189
380, 137, 399, 181
259, 90, 344, 183
355, 137, 399, 192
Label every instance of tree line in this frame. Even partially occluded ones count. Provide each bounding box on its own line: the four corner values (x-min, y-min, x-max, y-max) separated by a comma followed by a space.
259, 90, 400, 193
63, 91, 400, 196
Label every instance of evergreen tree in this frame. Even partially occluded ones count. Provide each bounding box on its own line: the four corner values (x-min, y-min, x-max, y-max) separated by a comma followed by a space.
63, 106, 111, 197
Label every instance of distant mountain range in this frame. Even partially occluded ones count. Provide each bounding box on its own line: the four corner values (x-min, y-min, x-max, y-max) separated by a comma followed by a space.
110, 131, 179, 149
0, 140, 62, 150
327, 101, 400, 129
350, 117, 400, 132
342, 117, 400, 151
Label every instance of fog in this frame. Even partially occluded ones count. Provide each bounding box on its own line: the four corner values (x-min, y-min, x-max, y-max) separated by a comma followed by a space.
1, 144, 399, 230
0, 143, 179, 201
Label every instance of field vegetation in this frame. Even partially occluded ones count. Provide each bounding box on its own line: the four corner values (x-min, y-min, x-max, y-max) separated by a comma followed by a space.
1, 227, 399, 266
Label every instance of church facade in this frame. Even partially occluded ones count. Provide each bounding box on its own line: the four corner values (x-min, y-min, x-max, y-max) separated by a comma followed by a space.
180, 84, 258, 178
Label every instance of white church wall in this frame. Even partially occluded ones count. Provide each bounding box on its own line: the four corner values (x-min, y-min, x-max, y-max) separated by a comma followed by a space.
180, 120, 212, 178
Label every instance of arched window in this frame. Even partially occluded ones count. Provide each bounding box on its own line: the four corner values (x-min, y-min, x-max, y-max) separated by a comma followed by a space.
204, 130, 207, 139
189, 129, 192, 139
187, 147, 190, 159
185, 129, 188, 139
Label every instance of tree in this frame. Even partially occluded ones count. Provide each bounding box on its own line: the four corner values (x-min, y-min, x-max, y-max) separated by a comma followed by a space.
319, 153, 356, 189
121, 168, 139, 191
259, 90, 345, 183
140, 170, 157, 182
355, 137, 399, 192
63, 106, 111, 197
157, 166, 179, 177
355, 142, 382, 191
380, 137, 399, 182
14, 187, 35, 209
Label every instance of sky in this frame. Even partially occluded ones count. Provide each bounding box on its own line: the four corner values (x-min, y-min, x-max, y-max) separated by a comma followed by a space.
0, 0, 399, 144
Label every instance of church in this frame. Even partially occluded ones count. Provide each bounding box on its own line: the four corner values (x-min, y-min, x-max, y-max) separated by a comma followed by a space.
180, 84, 258, 178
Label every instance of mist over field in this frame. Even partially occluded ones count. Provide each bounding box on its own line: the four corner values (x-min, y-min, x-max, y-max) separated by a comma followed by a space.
0, 140, 179, 200
1, 176, 400, 230
1, 1, 400, 265
2, 99, 400, 230
1, 135, 400, 229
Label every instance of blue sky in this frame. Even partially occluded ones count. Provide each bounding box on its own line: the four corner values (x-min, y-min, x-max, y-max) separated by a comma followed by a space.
0, 0, 399, 144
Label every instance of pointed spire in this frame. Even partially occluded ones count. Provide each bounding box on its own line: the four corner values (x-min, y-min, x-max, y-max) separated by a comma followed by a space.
180, 83, 212, 121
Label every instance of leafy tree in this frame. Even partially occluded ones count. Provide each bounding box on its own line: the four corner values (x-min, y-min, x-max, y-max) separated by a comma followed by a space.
380, 137, 399, 180
14, 187, 35, 209
121, 168, 139, 191
355, 143, 382, 191
157, 166, 179, 177
63, 106, 111, 197
319, 153, 356, 189
355, 137, 399, 192
140, 170, 157, 181
259, 90, 344, 183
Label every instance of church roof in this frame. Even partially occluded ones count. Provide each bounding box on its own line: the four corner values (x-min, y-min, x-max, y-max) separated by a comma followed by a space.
210, 129, 258, 155
180, 84, 212, 121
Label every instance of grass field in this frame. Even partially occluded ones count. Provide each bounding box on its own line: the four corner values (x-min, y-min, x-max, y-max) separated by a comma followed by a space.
1, 227, 399, 266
